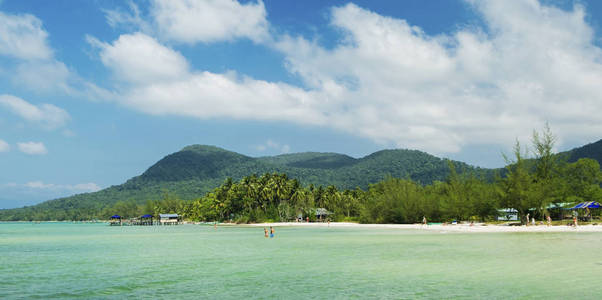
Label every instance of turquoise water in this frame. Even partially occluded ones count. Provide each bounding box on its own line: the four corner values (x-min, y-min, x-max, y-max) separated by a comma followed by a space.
2, 223, 602, 299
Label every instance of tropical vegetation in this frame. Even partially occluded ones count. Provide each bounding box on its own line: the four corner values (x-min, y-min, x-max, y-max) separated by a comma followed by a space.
1, 127, 601, 223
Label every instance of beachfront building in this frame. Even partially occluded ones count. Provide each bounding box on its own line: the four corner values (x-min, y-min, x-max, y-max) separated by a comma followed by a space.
315, 208, 333, 222
109, 215, 122, 226
138, 214, 153, 226
159, 213, 180, 225
497, 208, 518, 221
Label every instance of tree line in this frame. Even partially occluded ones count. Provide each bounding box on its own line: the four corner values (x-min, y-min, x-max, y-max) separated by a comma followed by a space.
3, 126, 601, 223
104, 126, 601, 224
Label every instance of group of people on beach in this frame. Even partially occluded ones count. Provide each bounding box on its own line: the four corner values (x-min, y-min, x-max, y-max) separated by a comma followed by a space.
524, 213, 554, 227
264, 226, 274, 238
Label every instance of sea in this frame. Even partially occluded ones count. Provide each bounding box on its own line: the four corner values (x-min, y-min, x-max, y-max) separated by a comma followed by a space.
1, 222, 601, 299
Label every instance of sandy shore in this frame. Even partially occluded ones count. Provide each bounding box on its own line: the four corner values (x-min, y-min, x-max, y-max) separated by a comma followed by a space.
246, 222, 602, 233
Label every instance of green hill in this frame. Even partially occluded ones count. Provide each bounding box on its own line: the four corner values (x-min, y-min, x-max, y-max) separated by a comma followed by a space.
2, 139, 601, 221
566, 139, 602, 164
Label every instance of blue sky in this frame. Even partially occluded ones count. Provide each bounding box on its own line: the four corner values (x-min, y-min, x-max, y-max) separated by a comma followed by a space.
1, 0, 602, 208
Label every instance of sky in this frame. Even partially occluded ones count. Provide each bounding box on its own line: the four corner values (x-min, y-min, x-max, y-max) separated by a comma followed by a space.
1, 0, 602, 209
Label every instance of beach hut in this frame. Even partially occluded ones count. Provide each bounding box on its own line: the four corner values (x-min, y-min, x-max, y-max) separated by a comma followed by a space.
547, 202, 572, 220
570, 202, 601, 221
139, 214, 153, 226
497, 208, 518, 221
110, 215, 122, 226
570, 201, 601, 209
159, 213, 180, 225
315, 208, 332, 222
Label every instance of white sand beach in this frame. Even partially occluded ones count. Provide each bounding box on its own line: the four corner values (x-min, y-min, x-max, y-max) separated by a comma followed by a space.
247, 222, 602, 233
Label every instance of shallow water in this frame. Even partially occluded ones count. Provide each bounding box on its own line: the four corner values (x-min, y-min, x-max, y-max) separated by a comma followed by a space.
2, 222, 602, 299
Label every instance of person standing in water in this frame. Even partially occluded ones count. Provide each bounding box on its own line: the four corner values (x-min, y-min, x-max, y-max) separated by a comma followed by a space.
270, 226, 275, 238
264, 227, 268, 238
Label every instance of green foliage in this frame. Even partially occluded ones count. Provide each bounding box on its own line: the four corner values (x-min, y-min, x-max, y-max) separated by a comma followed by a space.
2, 137, 602, 222
0, 145, 489, 221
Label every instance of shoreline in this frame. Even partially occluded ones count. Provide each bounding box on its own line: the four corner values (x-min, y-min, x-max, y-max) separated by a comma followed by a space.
4, 220, 602, 233
245, 222, 602, 233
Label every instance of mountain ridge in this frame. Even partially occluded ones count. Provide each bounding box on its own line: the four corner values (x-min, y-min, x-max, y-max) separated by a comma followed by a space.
1, 139, 601, 220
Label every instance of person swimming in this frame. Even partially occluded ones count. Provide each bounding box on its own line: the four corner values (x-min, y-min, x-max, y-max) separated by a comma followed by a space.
270, 226, 274, 238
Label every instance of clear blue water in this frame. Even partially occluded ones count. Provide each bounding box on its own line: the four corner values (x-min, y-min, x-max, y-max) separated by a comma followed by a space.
2, 222, 602, 299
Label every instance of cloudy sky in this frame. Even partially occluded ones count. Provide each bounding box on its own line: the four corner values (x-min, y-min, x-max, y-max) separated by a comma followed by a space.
1, 0, 602, 208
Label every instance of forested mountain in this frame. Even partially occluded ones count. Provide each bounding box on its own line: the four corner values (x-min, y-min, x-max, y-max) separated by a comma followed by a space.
1, 145, 489, 220
566, 139, 602, 164
1, 138, 601, 221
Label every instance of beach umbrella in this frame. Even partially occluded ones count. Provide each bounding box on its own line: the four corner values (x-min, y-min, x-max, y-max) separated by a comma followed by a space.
570, 202, 601, 209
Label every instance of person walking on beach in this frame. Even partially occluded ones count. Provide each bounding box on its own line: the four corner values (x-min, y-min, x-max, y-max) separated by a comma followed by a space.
547, 215, 551, 227
270, 226, 275, 238
422, 216, 427, 226
573, 216, 578, 227
264, 227, 268, 238
525, 213, 530, 226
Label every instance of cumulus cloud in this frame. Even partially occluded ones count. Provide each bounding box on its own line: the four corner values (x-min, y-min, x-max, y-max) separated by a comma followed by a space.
0, 11, 52, 60
0, 11, 109, 98
151, 0, 269, 43
95, 0, 602, 154
17, 141, 47, 155
89, 33, 189, 84
104, 0, 269, 44
93, 33, 325, 123
273, 1, 602, 151
0, 11, 69, 94
0, 139, 9, 152
0, 94, 70, 129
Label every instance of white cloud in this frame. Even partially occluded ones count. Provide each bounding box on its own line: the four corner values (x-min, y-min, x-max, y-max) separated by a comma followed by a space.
104, 0, 269, 44
0, 139, 9, 152
104, 1, 152, 33
96, 0, 602, 154
90, 33, 189, 84
270, 1, 602, 152
13, 60, 71, 93
94, 33, 325, 123
0, 94, 70, 129
2, 181, 101, 194
24, 181, 54, 189
0, 11, 52, 60
151, 0, 269, 43
0, 11, 109, 99
22, 181, 101, 193
17, 141, 47, 155
256, 139, 290, 154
